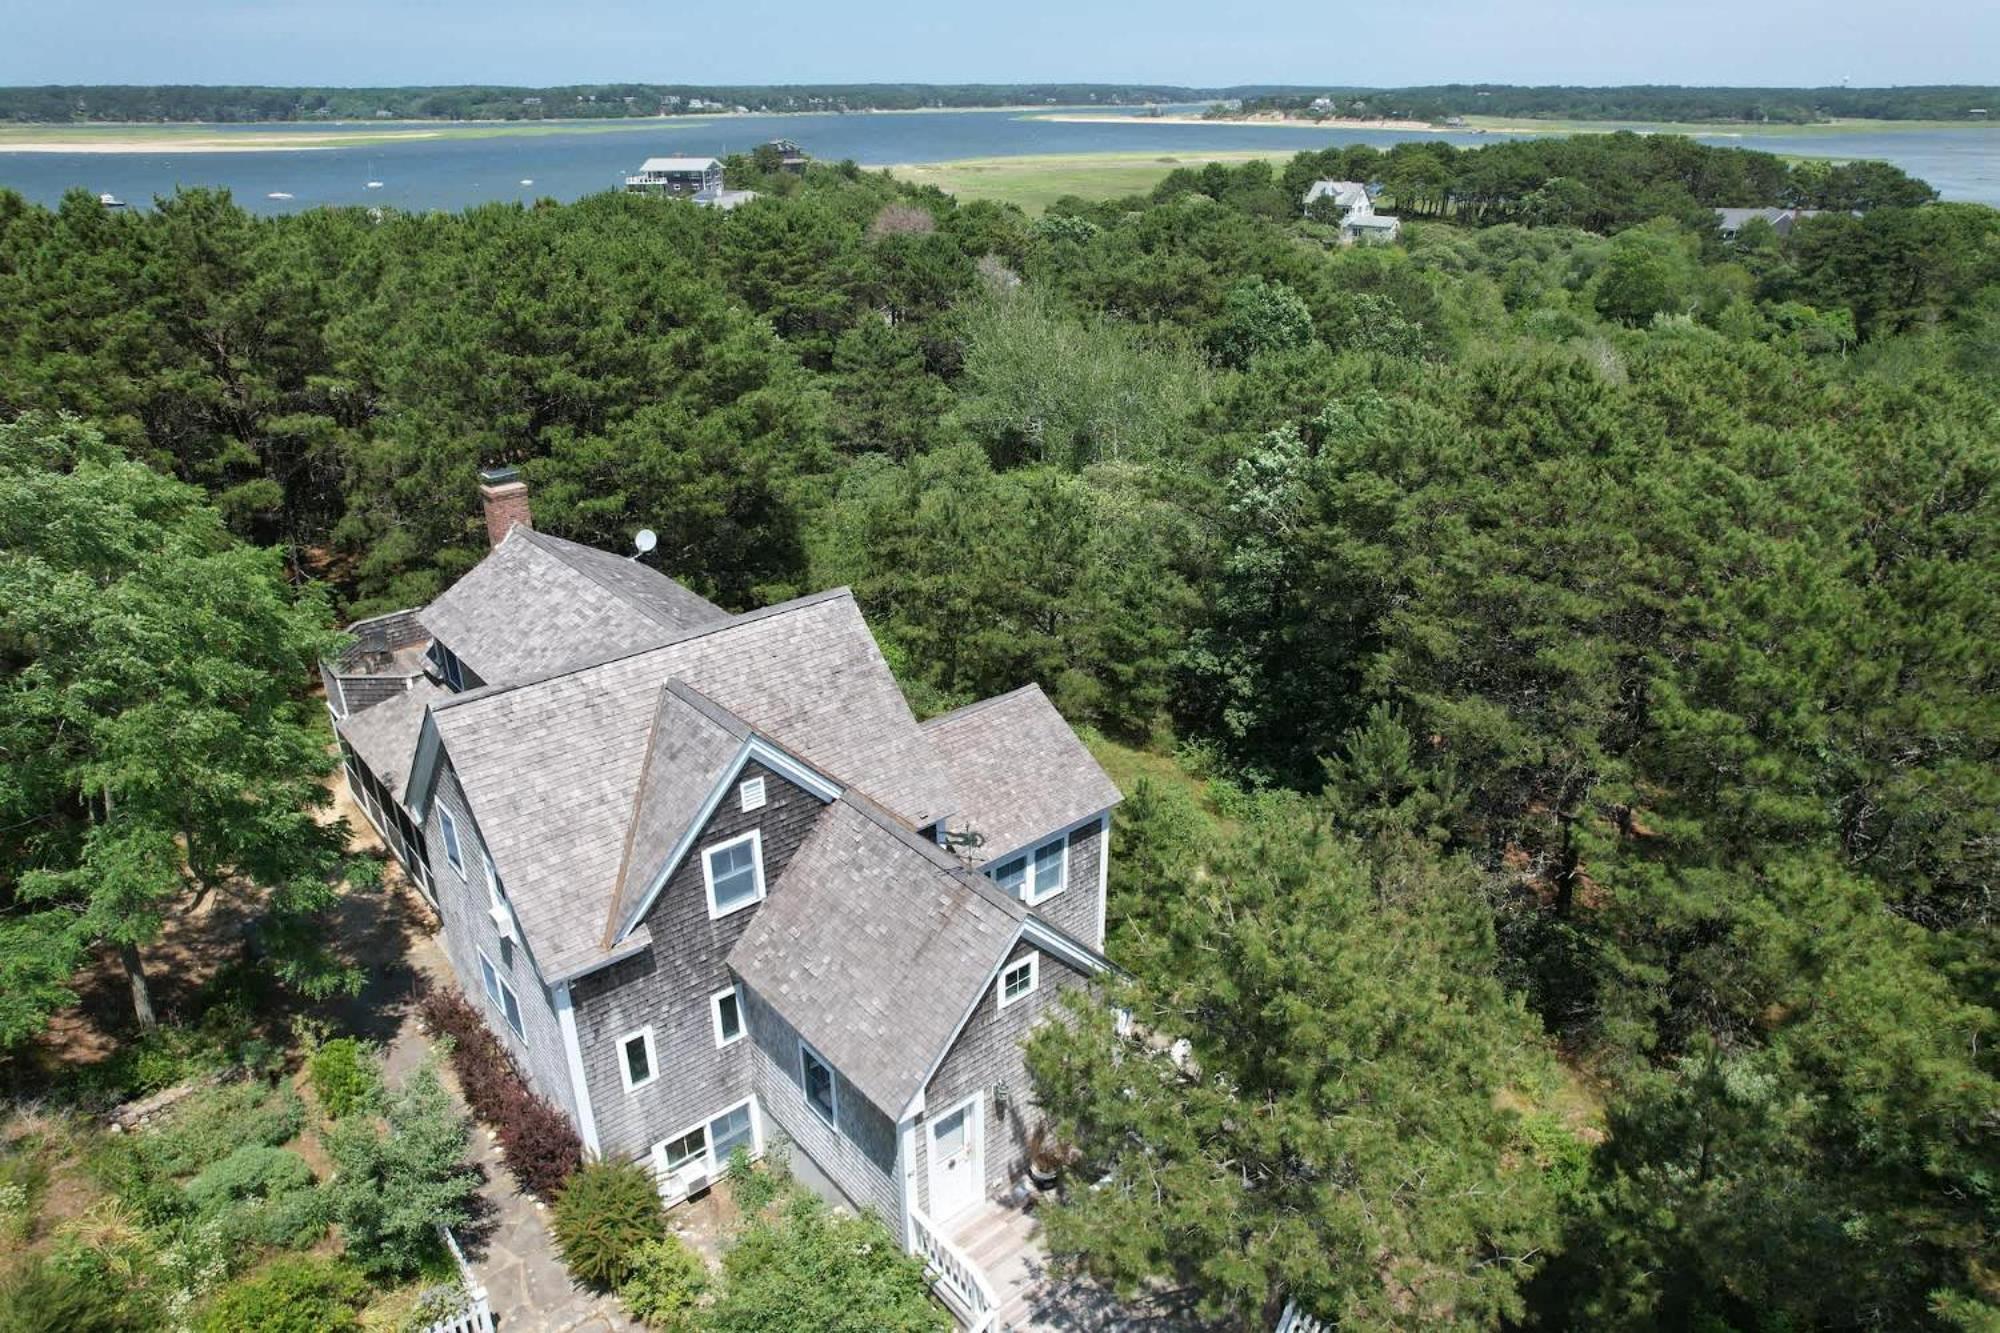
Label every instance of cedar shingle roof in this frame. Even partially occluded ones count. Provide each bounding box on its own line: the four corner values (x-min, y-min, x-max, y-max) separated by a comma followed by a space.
418, 527, 726, 685
602, 683, 749, 950
728, 796, 1026, 1116
337, 679, 443, 802
425, 589, 960, 979
922, 685, 1123, 861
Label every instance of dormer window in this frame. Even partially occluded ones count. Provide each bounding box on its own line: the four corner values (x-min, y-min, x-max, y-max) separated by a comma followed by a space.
991, 834, 1068, 905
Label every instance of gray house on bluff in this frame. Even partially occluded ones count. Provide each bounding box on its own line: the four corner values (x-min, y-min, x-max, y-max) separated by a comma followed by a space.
323, 469, 1120, 1305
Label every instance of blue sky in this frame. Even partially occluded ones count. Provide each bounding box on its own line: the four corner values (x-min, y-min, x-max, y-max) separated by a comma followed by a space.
3, 0, 1995, 87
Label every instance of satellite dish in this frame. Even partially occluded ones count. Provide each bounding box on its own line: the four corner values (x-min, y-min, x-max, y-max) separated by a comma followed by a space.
631, 529, 658, 559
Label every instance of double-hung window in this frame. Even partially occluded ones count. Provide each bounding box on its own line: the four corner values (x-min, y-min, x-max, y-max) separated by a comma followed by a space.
659, 1100, 757, 1181
997, 953, 1039, 1009
662, 1124, 707, 1174
477, 948, 524, 1039
619, 1027, 658, 1092
703, 830, 765, 919
800, 1042, 837, 1126
438, 806, 464, 873
1028, 838, 1067, 903
992, 835, 1068, 905
711, 986, 744, 1048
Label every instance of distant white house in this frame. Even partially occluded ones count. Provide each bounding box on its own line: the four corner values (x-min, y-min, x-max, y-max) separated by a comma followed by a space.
1302, 179, 1401, 243
623, 156, 757, 208
1714, 206, 1832, 240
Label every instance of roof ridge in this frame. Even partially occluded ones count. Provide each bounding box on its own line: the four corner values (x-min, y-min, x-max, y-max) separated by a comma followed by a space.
662, 679, 755, 741
602, 688, 685, 951
919, 682, 1045, 730
518, 528, 712, 635
430, 587, 857, 713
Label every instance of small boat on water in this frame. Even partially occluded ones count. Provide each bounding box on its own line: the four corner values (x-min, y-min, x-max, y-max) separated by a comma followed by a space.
519, 178, 534, 186
365, 180, 384, 189
267, 192, 294, 200
98, 192, 126, 208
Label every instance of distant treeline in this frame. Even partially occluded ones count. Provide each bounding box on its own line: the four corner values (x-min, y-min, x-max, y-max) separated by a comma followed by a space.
1221, 83, 2000, 124
0, 82, 1208, 123
4, 81, 1998, 124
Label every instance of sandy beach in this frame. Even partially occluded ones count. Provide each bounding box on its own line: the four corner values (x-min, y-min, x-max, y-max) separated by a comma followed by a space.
0, 137, 358, 153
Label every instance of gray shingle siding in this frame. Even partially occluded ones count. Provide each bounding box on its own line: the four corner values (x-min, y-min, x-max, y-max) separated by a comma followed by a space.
422, 759, 577, 1121
743, 986, 901, 1226
332, 671, 421, 717
913, 940, 1090, 1215
570, 761, 826, 1164
1034, 817, 1106, 950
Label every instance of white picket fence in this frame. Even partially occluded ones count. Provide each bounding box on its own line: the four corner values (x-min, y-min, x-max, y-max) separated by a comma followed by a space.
910, 1204, 1000, 1331
1275, 1299, 1329, 1333
424, 1225, 495, 1333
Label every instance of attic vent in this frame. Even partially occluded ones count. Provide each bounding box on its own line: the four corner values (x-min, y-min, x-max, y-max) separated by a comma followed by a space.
738, 777, 767, 812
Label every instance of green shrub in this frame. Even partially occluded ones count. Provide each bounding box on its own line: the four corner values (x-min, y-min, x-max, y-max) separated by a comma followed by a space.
141, 1081, 305, 1178
323, 1061, 479, 1278
192, 1255, 367, 1333
398, 1281, 470, 1333
0, 1134, 53, 1244
184, 1144, 314, 1212
618, 1235, 709, 1329
708, 1190, 947, 1333
551, 1159, 666, 1289
307, 1037, 382, 1119
726, 1144, 783, 1214
184, 1144, 326, 1249
0, 1254, 144, 1333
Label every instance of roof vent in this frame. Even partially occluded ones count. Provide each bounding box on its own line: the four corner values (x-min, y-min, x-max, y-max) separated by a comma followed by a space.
478, 466, 531, 548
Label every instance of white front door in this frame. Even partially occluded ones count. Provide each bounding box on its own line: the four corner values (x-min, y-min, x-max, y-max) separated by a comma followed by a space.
927, 1094, 983, 1223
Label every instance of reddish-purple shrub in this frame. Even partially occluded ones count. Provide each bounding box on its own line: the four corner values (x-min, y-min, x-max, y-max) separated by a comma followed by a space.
493, 1082, 582, 1200
414, 980, 581, 1200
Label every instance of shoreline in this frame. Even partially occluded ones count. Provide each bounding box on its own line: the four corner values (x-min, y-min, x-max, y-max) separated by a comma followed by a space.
1031, 111, 2000, 139
1028, 112, 1483, 133
0, 104, 1101, 154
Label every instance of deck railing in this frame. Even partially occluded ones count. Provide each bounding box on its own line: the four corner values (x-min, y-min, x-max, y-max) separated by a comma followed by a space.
910, 1205, 1000, 1331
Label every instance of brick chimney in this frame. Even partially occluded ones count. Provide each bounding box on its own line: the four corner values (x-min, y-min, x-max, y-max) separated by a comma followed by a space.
478, 466, 531, 548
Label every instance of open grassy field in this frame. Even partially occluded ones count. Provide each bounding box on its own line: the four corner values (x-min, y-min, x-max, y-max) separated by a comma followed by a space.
884, 149, 1294, 211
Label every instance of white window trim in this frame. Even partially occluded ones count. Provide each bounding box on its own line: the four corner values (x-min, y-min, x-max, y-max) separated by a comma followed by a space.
439, 806, 464, 873
483, 849, 505, 909
653, 1095, 763, 1189
476, 946, 525, 1039
799, 1040, 838, 1127
1023, 835, 1068, 905
738, 776, 767, 812
997, 952, 1040, 1010
701, 828, 767, 920
618, 1025, 659, 1093
711, 985, 745, 1048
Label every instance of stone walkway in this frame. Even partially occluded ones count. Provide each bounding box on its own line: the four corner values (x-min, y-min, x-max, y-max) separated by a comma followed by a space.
382, 910, 637, 1333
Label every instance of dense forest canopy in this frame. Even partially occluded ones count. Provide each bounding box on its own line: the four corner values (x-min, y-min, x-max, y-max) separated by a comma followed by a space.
2, 80, 1996, 123
1, 129, 1995, 1330
1221, 82, 2000, 123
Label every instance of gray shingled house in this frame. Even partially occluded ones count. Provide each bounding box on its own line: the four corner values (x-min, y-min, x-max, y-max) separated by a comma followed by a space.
325, 469, 1120, 1325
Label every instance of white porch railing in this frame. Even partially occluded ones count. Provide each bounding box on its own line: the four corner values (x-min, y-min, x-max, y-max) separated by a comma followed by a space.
910, 1205, 1000, 1331
424, 1225, 494, 1333
1275, 1299, 1329, 1333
